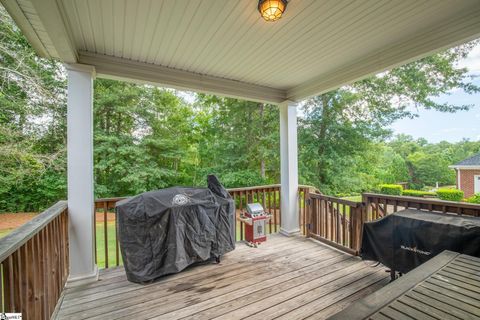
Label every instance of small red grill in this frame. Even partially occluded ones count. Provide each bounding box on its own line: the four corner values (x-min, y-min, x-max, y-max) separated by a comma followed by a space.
239, 203, 271, 245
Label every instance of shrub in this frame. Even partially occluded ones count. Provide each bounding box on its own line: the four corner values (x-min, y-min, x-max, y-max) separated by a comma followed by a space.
466, 193, 480, 204
402, 189, 436, 197
436, 189, 464, 202
378, 184, 403, 196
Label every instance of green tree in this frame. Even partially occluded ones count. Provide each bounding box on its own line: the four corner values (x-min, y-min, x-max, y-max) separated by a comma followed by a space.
194, 95, 279, 187
299, 40, 479, 194
0, 6, 67, 211
94, 80, 196, 197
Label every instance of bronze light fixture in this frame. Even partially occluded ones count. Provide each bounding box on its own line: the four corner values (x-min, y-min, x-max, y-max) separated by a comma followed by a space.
258, 0, 288, 22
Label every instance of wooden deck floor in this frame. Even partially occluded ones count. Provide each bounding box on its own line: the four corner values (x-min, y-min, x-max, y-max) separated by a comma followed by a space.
56, 235, 390, 320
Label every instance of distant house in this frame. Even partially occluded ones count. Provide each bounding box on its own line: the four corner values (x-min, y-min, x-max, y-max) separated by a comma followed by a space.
449, 153, 480, 197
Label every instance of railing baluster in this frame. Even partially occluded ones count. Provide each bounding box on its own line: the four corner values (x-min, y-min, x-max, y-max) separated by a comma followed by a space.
0, 202, 67, 320
0, 262, 3, 313
36, 232, 44, 319
21, 245, 29, 318
116, 216, 120, 267
349, 205, 354, 249
320, 199, 325, 237
6, 256, 14, 312
103, 202, 109, 269
239, 191, 243, 241
330, 201, 334, 241
273, 189, 277, 233
342, 203, 346, 246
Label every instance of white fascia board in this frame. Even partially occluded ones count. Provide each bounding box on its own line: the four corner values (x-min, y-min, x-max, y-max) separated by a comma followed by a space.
30, 0, 77, 62
287, 6, 480, 101
449, 166, 480, 170
78, 52, 287, 104
0, 0, 49, 57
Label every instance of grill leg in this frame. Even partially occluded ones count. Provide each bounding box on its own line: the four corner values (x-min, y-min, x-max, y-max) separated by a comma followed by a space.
390, 269, 396, 282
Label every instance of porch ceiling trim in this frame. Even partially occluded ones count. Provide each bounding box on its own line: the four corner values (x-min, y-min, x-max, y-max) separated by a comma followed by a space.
1, 0, 49, 57
2, 0, 480, 104
78, 52, 287, 104
287, 5, 480, 101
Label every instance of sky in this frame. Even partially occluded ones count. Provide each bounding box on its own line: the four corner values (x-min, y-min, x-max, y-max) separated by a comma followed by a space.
389, 43, 480, 143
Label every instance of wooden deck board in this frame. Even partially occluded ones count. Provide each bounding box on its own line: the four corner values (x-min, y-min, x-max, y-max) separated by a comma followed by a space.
330, 251, 480, 320
56, 234, 389, 320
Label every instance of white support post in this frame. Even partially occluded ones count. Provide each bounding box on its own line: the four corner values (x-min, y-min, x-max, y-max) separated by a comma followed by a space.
66, 64, 98, 285
279, 100, 299, 236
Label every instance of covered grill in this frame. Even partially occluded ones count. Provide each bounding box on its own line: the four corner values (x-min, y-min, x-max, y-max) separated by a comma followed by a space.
116, 175, 235, 283
361, 209, 480, 275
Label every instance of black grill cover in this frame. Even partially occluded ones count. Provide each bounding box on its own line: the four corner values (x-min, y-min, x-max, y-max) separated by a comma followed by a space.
361, 209, 480, 273
116, 175, 235, 283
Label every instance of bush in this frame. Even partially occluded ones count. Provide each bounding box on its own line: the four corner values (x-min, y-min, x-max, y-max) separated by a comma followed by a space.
436, 189, 464, 202
466, 193, 480, 204
378, 184, 403, 195
402, 189, 436, 197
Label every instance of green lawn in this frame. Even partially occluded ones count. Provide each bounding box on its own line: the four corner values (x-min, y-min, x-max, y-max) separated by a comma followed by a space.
341, 195, 362, 202
94, 221, 281, 269
95, 222, 122, 268
0, 220, 280, 269
0, 229, 12, 238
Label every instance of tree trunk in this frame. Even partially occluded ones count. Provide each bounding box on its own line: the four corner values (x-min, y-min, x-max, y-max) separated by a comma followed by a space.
259, 103, 266, 179
317, 94, 331, 183
260, 159, 266, 179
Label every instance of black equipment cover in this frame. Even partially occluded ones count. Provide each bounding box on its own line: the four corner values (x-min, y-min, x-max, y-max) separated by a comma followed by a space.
116, 175, 235, 283
361, 209, 480, 273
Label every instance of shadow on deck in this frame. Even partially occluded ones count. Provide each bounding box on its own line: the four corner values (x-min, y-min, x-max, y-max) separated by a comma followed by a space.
56, 234, 389, 319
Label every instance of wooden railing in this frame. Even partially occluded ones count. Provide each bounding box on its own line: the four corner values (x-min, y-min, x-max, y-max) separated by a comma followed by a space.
94, 197, 123, 269
307, 194, 364, 255
362, 193, 480, 218
228, 185, 281, 240
306, 193, 480, 256
0, 201, 69, 319
94, 184, 315, 269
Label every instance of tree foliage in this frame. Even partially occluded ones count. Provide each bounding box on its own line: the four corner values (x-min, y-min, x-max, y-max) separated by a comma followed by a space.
298, 41, 479, 194
1, 4, 479, 212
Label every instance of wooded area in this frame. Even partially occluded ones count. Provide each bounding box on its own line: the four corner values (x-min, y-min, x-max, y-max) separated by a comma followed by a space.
1, 5, 479, 212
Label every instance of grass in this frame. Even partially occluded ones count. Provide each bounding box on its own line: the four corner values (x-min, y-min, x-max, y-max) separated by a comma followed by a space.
0, 217, 281, 269
95, 222, 122, 268
94, 221, 281, 269
341, 195, 362, 202
0, 229, 12, 238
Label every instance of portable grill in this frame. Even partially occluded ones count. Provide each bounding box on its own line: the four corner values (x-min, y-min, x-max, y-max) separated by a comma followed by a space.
239, 203, 271, 244
361, 208, 480, 280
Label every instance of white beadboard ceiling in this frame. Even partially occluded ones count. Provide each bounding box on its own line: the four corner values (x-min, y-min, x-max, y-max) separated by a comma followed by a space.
2, 0, 480, 103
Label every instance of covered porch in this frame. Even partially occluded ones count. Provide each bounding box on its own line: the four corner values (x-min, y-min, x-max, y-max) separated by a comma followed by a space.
56, 235, 389, 320
1, 0, 480, 319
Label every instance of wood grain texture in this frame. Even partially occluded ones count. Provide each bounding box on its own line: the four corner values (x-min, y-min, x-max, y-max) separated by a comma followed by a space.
55, 234, 389, 320
0, 201, 67, 262
0, 204, 68, 320
328, 251, 480, 320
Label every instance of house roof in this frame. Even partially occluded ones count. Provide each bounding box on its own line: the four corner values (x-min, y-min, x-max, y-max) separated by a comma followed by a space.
2, 0, 480, 103
452, 152, 480, 167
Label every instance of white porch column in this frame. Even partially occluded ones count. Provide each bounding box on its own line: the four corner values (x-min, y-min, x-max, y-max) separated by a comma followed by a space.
66, 64, 98, 284
279, 100, 299, 236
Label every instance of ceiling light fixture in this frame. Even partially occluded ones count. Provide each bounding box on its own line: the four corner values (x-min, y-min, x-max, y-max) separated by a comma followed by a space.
258, 0, 288, 22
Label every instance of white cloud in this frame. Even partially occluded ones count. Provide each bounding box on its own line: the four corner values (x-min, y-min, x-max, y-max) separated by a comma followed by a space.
440, 127, 463, 133
457, 42, 480, 75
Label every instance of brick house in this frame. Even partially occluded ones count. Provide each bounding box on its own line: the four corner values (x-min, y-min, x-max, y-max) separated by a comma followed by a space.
449, 153, 480, 197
